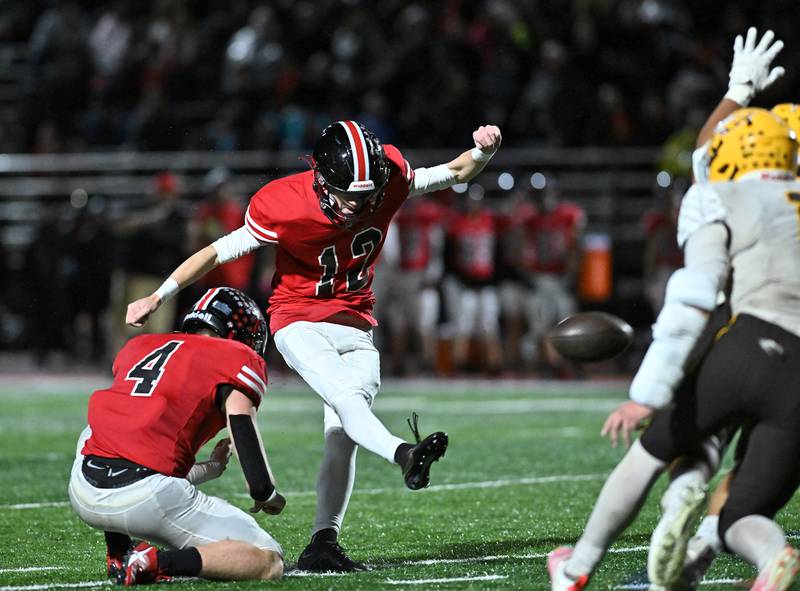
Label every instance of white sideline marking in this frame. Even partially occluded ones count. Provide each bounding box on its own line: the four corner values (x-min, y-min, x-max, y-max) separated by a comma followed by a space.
0, 568, 61, 574
1, 502, 69, 510
0, 582, 109, 591
231, 473, 608, 499
285, 570, 347, 577
615, 579, 746, 589
386, 574, 508, 585
0, 473, 608, 510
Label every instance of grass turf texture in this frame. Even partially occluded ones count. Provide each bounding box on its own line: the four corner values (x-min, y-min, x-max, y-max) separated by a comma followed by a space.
1, 380, 798, 590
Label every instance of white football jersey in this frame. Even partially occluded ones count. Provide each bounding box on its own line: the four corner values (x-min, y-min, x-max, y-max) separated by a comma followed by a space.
678, 178, 800, 337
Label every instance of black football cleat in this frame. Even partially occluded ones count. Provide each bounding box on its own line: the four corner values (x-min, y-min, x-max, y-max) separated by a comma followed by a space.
400, 412, 448, 490
296, 539, 370, 572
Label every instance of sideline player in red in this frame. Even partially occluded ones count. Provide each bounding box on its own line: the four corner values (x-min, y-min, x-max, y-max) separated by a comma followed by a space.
126, 121, 502, 571
69, 288, 285, 584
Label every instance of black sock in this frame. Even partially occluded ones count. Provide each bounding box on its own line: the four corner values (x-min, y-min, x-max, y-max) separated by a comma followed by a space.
104, 531, 132, 557
311, 528, 338, 544
394, 443, 413, 465
156, 548, 203, 577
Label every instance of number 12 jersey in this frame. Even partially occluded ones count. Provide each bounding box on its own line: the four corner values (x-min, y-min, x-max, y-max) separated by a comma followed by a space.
244, 145, 414, 333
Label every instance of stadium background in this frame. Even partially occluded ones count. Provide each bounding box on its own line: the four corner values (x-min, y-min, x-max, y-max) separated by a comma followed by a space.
2, 2, 800, 591
1, 0, 798, 376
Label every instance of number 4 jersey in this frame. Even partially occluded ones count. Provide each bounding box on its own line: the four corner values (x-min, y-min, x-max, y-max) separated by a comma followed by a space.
82, 333, 267, 477
244, 145, 414, 333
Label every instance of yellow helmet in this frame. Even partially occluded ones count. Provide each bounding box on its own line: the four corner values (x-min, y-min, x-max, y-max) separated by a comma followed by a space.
771, 103, 800, 137
707, 107, 797, 182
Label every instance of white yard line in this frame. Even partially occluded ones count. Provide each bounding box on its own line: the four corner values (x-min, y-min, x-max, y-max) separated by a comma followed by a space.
0, 501, 70, 510
0, 568, 61, 574
0, 582, 109, 591
0, 473, 608, 510
385, 574, 508, 585
399, 544, 649, 567
230, 473, 608, 499
615, 579, 746, 589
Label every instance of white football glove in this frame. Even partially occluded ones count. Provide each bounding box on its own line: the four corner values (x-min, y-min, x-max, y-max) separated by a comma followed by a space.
725, 27, 785, 106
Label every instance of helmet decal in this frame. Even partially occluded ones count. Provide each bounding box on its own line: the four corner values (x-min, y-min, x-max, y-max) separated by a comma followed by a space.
181, 287, 267, 355
311, 120, 390, 227
338, 120, 370, 186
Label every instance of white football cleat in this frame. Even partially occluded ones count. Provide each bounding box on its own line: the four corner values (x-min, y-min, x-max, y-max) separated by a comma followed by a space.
751, 546, 800, 591
647, 482, 707, 588
547, 546, 589, 591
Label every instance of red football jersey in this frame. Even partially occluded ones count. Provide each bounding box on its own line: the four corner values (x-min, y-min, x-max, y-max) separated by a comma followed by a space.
448, 209, 497, 281
395, 198, 447, 271
83, 333, 267, 477
522, 203, 586, 274
244, 145, 414, 333
495, 201, 537, 271
643, 210, 683, 267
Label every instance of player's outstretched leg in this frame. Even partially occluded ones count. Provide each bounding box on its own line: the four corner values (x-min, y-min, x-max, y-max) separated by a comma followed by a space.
547, 441, 667, 589
393, 413, 448, 490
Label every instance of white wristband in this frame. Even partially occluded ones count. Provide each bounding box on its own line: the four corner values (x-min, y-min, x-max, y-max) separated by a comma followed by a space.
724, 84, 752, 106
470, 147, 495, 162
154, 277, 179, 304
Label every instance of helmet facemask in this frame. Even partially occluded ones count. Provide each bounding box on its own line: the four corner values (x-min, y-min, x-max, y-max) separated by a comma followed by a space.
312, 161, 389, 228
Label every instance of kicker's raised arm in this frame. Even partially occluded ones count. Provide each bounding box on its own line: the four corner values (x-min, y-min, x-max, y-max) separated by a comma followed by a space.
409, 125, 502, 198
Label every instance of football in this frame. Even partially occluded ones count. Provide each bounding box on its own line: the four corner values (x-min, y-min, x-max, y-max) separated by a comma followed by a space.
547, 312, 634, 362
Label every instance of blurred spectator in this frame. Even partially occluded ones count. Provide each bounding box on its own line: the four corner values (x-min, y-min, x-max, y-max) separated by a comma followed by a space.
642, 184, 684, 316
6, 0, 797, 154
445, 189, 502, 374
495, 189, 536, 372
22, 204, 70, 365
190, 167, 256, 293
382, 194, 448, 375
520, 180, 585, 374
69, 196, 115, 363
112, 171, 191, 348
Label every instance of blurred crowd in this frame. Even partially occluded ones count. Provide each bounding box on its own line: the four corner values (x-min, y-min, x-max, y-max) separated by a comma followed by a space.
0, 0, 798, 154
6, 0, 795, 374
8, 167, 683, 377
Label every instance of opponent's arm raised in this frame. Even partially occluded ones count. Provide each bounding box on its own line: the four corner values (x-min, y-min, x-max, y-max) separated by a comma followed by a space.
695, 28, 784, 150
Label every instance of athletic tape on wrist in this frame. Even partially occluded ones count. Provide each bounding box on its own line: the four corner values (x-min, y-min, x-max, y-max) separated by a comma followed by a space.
155, 277, 179, 303
470, 147, 495, 162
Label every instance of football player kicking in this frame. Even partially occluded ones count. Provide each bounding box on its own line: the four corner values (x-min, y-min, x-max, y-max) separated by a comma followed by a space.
547, 108, 800, 591
69, 288, 285, 585
126, 121, 502, 571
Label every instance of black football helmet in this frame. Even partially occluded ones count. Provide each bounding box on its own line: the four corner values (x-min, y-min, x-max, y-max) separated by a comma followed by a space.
181, 287, 267, 355
311, 120, 390, 227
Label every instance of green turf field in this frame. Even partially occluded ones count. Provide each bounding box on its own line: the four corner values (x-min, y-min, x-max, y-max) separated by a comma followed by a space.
1, 379, 797, 590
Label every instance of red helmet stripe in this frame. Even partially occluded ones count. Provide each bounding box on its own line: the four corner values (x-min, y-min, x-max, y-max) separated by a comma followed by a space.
195, 288, 219, 311
340, 120, 368, 182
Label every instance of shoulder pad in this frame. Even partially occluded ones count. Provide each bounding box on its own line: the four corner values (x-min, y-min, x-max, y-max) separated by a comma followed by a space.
384, 144, 411, 176
676, 183, 726, 247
